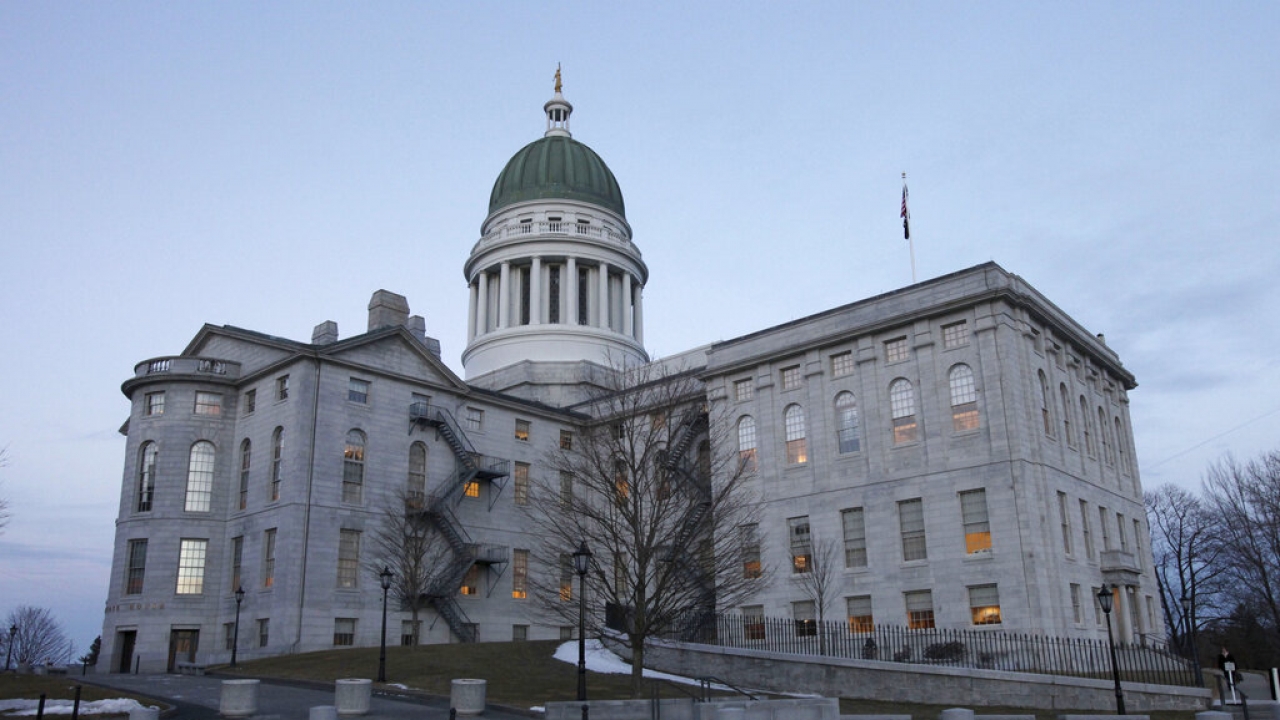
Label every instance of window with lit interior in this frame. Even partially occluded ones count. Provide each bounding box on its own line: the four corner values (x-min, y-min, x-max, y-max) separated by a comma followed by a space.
969, 584, 1002, 625
784, 405, 807, 464
889, 379, 918, 444
949, 364, 979, 431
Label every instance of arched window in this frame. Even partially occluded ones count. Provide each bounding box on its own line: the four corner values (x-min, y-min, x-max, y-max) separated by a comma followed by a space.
270, 427, 283, 501
889, 379, 917, 444
784, 404, 807, 464
184, 441, 216, 512
343, 430, 366, 504
949, 364, 979, 431
1060, 384, 1074, 447
238, 439, 251, 510
136, 442, 157, 512
737, 416, 757, 471
1098, 407, 1113, 465
834, 392, 860, 453
1038, 371, 1053, 436
1079, 396, 1095, 455
1114, 417, 1129, 473
408, 441, 427, 506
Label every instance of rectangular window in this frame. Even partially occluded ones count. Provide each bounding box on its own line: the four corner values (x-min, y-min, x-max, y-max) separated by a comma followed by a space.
788, 516, 812, 574
459, 565, 480, 596
905, 590, 935, 629
333, 618, 355, 646
847, 595, 874, 633
780, 365, 801, 390
559, 471, 574, 508
577, 266, 590, 325
464, 480, 480, 498
465, 407, 484, 431
733, 378, 754, 402
512, 549, 528, 599
960, 489, 991, 554
1071, 583, 1083, 623
243, 389, 256, 415
969, 584, 1002, 625
560, 626, 574, 641
1099, 506, 1111, 550
885, 337, 909, 363
899, 498, 927, 561
559, 554, 573, 602
276, 375, 289, 401
841, 508, 867, 568
831, 351, 854, 378
515, 419, 531, 442
548, 265, 561, 324
1133, 519, 1144, 570
145, 392, 165, 416
230, 536, 244, 591
742, 605, 765, 640
1080, 500, 1094, 560
942, 321, 970, 348
559, 430, 573, 450
793, 600, 817, 637
238, 443, 251, 511
740, 524, 761, 579
513, 463, 529, 506
1092, 586, 1103, 624
1058, 492, 1072, 554
401, 620, 417, 646
258, 619, 269, 648
512, 625, 529, 642
194, 391, 222, 415
125, 539, 147, 595
1117, 513, 1128, 552
337, 530, 360, 589
224, 623, 236, 651
262, 528, 277, 588
176, 539, 208, 594
347, 377, 369, 404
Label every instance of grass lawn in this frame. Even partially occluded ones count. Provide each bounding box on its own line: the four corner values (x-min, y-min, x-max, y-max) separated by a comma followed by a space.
0, 673, 157, 709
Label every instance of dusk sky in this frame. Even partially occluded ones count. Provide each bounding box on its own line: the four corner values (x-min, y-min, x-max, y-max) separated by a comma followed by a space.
2, 2, 1277, 649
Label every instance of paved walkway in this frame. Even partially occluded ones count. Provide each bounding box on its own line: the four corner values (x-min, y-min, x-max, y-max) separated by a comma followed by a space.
82, 673, 537, 720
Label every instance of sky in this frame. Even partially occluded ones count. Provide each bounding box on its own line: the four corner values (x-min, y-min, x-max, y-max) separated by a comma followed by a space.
1, 2, 1277, 650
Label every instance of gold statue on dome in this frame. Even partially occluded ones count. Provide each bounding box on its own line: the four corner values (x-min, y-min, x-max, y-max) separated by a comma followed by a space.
554, 64, 562, 93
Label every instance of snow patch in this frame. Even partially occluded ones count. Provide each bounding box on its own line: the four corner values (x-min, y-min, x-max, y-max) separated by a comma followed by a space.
0, 698, 156, 716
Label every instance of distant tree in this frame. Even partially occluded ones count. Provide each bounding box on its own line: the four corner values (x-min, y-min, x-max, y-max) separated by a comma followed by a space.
522, 359, 762, 696
366, 488, 454, 646
3, 606, 73, 665
793, 536, 841, 655
1145, 484, 1227, 653
79, 636, 101, 666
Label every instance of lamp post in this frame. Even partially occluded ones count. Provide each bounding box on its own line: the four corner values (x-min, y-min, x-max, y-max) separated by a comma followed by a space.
378, 566, 393, 683
1181, 594, 1204, 687
231, 586, 245, 667
572, 540, 593, 703
1097, 584, 1126, 714
5, 624, 16, 672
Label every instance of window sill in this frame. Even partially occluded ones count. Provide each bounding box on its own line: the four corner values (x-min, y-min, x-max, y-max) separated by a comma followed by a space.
962, 551, 995, 562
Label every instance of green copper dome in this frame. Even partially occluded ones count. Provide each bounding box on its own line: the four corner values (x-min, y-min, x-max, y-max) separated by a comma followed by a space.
488, 135, 625, 218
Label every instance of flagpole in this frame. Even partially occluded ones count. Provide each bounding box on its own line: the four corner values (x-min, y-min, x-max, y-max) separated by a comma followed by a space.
902, 172, 916, 283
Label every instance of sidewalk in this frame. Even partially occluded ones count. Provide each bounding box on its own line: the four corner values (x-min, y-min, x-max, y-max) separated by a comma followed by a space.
81, 672, 537, 720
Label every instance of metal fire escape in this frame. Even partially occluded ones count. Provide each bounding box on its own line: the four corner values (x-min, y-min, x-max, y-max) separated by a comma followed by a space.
660, 406, 717, 640
409, 401, 510, 642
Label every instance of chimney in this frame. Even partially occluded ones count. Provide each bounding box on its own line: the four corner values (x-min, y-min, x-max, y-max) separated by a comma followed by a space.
312, 321, 339, 345
368, 290, 410, 332
406, 315, 426, 340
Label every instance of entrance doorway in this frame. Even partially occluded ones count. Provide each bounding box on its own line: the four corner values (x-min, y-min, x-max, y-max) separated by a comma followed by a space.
166, 629, 199, 673
115, 631, 136, 674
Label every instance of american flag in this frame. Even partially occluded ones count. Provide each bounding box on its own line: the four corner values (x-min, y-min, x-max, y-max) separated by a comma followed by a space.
900, 183, 910, 240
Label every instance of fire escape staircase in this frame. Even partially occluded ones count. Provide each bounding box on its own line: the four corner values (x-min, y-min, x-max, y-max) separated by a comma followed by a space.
409, 401, 511, 642
658, 409, 717, 640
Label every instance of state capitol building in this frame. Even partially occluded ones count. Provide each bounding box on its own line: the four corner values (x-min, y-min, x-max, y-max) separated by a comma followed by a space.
98, 80, 1160, 673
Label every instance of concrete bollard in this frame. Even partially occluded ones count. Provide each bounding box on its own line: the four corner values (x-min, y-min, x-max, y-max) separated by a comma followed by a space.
219, 679, 259, 718
334, 678, 372, 716
128, 707, 160, 720
941, 709, 976, 720
450, 678, 487, 717
310, 706, 339, 720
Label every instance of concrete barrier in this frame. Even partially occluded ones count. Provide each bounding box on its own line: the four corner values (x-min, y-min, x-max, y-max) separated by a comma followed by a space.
310, 706, 339, 720
451, 678, 487, 717
941, 709, 975, 720
128, 707, 160, 720
334, 678, 372, 716
219, 679, 259, 718
1196, 712, 1233, 720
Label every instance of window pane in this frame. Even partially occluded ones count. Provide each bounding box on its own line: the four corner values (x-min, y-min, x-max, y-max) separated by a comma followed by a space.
841, 508, 867, 568
184, 441, 216, 512
969, 584, 1002, 625
835, 392, 860, 453
890, 380, 917, 443
899, 498, 926, 561
960, 489, 991, 554
176, 539, 208, 594
337, 530, 360, 588
788, 516, 811, 573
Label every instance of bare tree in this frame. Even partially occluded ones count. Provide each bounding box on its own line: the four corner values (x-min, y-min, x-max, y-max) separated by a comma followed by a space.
3, 606, 73, 666
1145, 484, 1227, 652
1202, 451, 1280, 661
793, 536, 841, 655
365, 488, 454, 646
522, 359, 763, 696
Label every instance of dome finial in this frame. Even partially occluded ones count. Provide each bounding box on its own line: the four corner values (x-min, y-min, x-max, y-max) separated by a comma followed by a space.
554, 63, 562, 94
544, 67, 573, 138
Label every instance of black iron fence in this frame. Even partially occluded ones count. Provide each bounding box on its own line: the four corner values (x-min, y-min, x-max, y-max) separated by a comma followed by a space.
682, 613, 1199, 687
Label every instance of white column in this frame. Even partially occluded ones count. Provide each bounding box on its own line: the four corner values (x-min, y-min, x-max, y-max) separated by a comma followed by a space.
498, 261, 511, 329
530, 256, 542, 325
597, 262, 610, 330
622, 272, 633, 337
566, 256, 578, 325
467, 280, 478, 342
634, 285, 644, 345
476, 271, 489, 335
